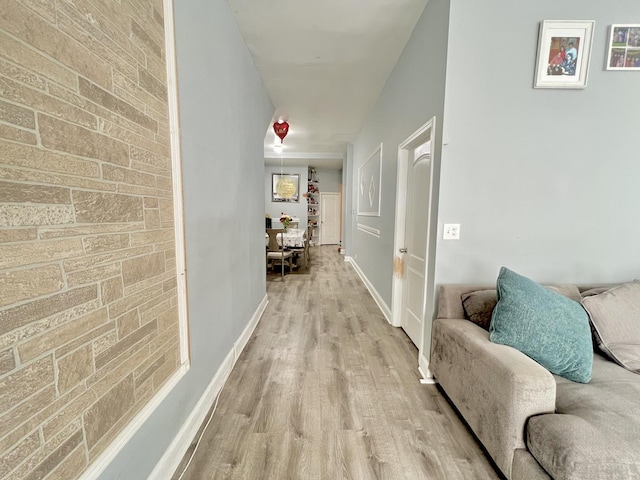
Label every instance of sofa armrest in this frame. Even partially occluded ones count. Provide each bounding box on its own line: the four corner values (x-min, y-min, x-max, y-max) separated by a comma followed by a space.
431, 318, 556, 480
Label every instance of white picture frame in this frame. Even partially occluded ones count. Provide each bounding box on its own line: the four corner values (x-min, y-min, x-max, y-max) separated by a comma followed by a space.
534, 20, 595, 89
606, 24, 640, 70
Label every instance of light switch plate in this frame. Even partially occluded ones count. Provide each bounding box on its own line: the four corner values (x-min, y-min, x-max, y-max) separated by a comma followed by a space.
443, 224, 460, 240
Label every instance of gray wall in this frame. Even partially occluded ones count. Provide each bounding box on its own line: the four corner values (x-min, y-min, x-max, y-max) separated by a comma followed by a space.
264, 165, 342, 230
351, 0, 450, 306
351, 0, 640, 362
100, 0, 273, 477
343, 145, 355, 255
437, 0, 640, 286
316, 167, 343, 193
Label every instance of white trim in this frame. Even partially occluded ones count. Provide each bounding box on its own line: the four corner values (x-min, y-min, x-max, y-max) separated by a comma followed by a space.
345, 257, 391, 324
391, 118, 437, 353
418, 354, 436, 384
78, 365, 188, 480
235, 295, 268, 360
148, 295, 268, 480
147, 356, 233, 480
163, 0, 189, 365
356, 223, 380, 238
356, 143, 383, 217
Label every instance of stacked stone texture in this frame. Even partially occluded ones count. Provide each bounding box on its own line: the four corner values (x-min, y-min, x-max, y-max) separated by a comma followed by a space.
0, 1, 181, 478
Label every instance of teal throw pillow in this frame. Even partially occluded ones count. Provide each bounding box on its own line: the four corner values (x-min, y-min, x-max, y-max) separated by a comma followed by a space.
489, 267, 593, 383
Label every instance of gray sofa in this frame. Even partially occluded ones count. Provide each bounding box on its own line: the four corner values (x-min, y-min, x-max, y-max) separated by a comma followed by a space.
431, 284, 640, 480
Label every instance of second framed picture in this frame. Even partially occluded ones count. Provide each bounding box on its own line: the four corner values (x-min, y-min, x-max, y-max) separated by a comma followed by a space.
606, 24, 640, 70
534, 20, 595, 89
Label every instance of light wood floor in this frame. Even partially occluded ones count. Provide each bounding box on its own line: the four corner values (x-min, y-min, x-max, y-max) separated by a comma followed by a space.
171, 246, 502, 480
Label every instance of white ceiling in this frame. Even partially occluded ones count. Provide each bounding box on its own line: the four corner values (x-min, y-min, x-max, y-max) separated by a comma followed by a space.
228, 0, 429, 168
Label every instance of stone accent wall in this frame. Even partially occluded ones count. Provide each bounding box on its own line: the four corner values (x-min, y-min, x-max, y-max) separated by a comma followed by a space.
0, 1, 181, 479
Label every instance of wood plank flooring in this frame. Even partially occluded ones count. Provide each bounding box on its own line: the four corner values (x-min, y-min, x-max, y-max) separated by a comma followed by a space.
171, 246, 502, 480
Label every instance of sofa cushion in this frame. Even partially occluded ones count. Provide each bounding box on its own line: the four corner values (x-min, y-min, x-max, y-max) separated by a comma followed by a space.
527, 414, 640, 480
527, 354, 640, 479
547, 285, 583, 303
582, 280, 640, 373
462, 285, 582, 331
489, 267, 593, 383
461, 290, 496, 330
581, 286, 612, 297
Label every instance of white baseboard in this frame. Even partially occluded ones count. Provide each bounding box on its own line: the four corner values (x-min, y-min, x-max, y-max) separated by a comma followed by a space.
345, 257, 392, 324
79, 364, 189, 480
235, 294, 268, 358
418, 354, 436, 384
147, 294, 268, 480
146, 353, 233, 480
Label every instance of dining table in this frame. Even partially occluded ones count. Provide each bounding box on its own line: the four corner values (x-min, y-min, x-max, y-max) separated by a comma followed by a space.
279, 228, 306, 248
265, 228, 306, 248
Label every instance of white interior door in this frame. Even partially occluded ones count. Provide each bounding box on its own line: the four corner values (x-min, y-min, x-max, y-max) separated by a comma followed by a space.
400, 143, 431, 347
391, 118, 436, 358
320, 192, 340, 245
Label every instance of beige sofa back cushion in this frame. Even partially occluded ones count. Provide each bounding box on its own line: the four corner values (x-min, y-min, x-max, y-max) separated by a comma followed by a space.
582, 280, 640, 373
459, 285, 582, 331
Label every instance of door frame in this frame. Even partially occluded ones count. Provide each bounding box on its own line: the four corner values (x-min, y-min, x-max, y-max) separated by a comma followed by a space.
391, 117, 437, 355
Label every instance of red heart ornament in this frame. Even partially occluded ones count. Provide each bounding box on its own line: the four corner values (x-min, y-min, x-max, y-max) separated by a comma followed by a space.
273, 121, 289, 142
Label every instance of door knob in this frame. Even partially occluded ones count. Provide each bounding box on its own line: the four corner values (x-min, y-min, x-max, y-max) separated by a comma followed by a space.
399, 248, 407, 253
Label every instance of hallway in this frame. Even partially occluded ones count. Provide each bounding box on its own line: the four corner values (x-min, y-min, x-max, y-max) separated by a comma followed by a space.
171, 246, 501, 479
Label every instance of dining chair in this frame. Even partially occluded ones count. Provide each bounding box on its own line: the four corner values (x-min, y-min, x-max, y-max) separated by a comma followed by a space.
266, 228, 293, 278
290, 228, 308, 270
306, 225, 313, 260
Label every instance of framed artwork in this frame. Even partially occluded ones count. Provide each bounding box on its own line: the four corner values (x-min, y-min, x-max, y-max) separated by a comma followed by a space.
606, 25, 640, 70
271, 173, 299, 202
534, 20, 595, 89
357, 143, 382, 217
